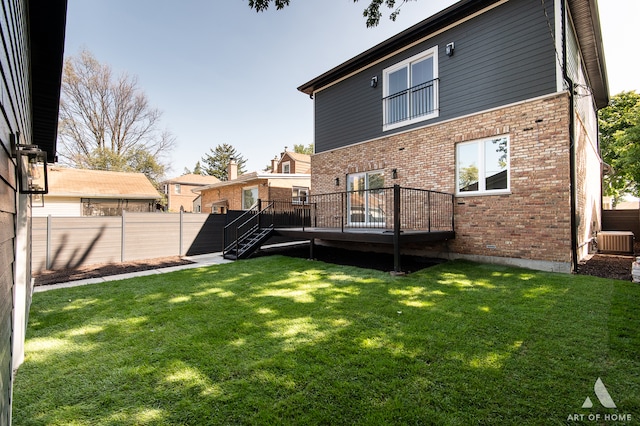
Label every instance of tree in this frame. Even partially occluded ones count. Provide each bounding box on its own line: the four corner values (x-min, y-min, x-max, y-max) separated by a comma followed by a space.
293, 143, 314, 155
247, 0, 415, 27
184, 161, 204, 175
58, 49, 176, 183
201, 144, 248, 180
598, 91, 640, 203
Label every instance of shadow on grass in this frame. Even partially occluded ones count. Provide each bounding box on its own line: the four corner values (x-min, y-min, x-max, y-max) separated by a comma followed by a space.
13, 258, 640, 425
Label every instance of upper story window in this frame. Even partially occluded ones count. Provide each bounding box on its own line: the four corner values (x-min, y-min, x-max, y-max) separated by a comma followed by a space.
174, 184, 181, 194
282, 161, 291, 174
383, 46, 439, 131
456, 136, 510, 196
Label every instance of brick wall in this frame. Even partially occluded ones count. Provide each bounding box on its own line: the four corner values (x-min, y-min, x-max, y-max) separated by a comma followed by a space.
311, 93, 574, 265
168, 183, 202, 212
201, 179, 270, 212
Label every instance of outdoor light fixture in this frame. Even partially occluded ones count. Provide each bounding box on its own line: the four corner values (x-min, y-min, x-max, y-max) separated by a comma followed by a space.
335, 177, 340, 186
370, 76, 378, 88
11, 133, 48, 194
392, 168, 398, 179
446, 42, 455, 57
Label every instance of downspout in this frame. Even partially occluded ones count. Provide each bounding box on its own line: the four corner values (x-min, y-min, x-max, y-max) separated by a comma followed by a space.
560, 0, 579, 272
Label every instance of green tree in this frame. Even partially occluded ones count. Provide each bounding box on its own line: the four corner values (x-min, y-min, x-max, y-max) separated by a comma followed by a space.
184, 161, 204, 175
247, 0, 415, 27
58, 49, 176, 182
598, 91, 640, 203
293, 143, 314, 155
201, 144, 248, 180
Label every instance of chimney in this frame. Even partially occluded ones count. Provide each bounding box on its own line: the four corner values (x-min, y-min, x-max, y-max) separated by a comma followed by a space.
227, 158, 238, 181
271, 156, 278, 173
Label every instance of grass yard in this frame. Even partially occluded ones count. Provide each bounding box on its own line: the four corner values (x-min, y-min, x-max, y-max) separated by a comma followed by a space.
12, 257, 640, 425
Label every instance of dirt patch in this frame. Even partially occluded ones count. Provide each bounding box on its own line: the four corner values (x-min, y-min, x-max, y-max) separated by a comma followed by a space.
33, 256, 195, 286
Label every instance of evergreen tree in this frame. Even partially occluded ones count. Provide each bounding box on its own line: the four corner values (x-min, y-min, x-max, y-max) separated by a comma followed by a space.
201, 144, 248, 180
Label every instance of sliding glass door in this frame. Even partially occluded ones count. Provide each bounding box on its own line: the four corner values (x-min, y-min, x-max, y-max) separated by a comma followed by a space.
347, 171, 385, 226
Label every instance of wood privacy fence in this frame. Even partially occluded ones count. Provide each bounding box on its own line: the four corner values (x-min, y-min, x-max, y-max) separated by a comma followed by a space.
32, 212, 231, 273
602, 209, 640, 237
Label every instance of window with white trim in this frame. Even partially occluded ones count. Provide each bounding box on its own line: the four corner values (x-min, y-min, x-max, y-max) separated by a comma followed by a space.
174, 184, 181, 194
456, 136, 510, 195
282, 161, 291, 174
242, 186, 258, 210
292, 187, 308, 204
383, 46, 438, 131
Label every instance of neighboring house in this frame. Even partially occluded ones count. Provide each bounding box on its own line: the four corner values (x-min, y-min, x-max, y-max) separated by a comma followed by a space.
33, 167, 162, 217
197, 157, 311, 213
0, 0, 67, 422
294, 0, 608, 273
160, 173, 220, 212
271, 151, 311, 174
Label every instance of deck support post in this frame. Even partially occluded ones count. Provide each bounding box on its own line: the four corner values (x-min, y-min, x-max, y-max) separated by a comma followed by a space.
309, 238, 315, 260
393, 184, 402, 274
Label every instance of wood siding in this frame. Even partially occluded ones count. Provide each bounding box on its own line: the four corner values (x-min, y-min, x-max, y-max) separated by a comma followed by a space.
0, 0, 30, 421
314, 0, 557, 153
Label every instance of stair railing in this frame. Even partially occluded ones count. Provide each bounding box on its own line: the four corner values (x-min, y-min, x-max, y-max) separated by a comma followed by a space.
223, 201, 274, 258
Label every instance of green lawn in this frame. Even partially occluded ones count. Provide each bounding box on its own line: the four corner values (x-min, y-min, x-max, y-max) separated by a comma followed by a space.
12, 257, 640, 425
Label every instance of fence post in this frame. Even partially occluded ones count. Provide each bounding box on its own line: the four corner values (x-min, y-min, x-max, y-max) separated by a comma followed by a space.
46, 215, 52, 270
393, 184, 401, 273
179, 209, 184, 256
121, 210, 126, 262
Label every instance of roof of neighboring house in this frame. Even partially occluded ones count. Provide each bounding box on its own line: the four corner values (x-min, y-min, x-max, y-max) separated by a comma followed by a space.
297, 0, 608, 108
46, 167, 162, 199
194, 172, 311, 193
161, 173, 220, 185
281, 151, 311, 164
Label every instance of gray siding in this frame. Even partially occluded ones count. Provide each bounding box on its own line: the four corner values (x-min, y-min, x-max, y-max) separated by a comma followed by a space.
0, 0, 29, 421
315, 0, 557, 153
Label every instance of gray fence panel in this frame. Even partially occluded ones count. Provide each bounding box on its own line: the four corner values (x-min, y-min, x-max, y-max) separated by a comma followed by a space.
36, 217, 123, 271
124, 213, 181, 261
32, 213, 230, 272
602, 209, 640, 237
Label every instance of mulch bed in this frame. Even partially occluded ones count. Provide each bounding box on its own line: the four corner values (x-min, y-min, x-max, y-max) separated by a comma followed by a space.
33, 256, 194, 286
575, 242, 639, 281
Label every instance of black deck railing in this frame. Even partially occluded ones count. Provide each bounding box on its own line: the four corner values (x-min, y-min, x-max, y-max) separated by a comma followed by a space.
267, 185, 454, 233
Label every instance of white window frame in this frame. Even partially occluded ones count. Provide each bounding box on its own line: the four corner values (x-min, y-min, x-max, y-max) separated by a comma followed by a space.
282, 161, 291, 174
383, 46, 439, 132
292, 187, 308, 204
242, 186, 259, 210
455, 135, 510, 196
174, 184, 181, 194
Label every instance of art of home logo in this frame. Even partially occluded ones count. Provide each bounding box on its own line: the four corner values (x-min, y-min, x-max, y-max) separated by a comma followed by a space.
567, 377, 633, 423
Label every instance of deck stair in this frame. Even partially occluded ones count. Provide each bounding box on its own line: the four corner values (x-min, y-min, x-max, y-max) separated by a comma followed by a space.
223, 226, 274, 260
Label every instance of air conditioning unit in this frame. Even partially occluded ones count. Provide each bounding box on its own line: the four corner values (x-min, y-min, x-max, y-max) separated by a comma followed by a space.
598, 231, 635, 254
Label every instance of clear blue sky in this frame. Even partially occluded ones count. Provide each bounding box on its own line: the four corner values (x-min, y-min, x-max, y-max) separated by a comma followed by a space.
64, 0, 639, 177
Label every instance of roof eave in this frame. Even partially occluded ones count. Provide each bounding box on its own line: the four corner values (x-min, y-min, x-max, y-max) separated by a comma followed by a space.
568, 0, 609, 109
297, 0, 499, 96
